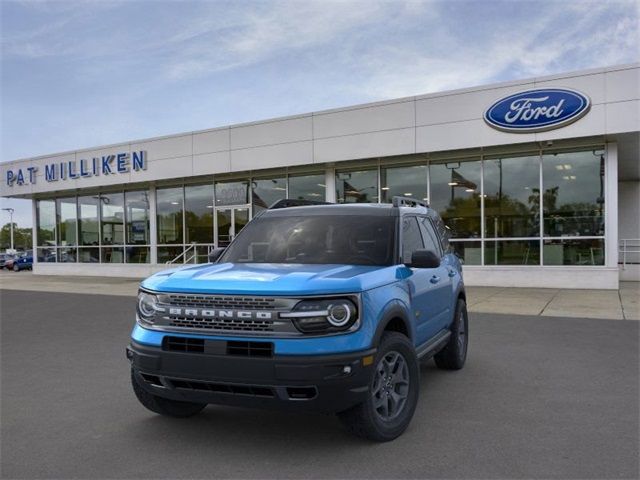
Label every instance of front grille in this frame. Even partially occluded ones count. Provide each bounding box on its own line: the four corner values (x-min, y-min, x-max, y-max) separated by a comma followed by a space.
167, 378, 275, 398
163, 336, 205, 353
227, 341, 273, 357
161, 336, 273, 357
162, 294, 278, 310
168, 316, 275, 332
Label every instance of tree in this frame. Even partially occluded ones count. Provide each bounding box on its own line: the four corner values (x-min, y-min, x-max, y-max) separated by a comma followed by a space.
0, 223, 32, 250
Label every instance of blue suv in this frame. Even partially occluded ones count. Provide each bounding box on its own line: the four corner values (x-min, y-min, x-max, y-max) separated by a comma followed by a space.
128, 197, 468, 441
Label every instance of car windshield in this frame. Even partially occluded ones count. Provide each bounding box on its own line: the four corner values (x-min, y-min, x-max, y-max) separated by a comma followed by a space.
220, 215, 396, 266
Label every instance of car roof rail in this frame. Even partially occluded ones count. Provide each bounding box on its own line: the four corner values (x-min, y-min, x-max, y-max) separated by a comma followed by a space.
268, 198, 332, 210
391, 196, 429, 208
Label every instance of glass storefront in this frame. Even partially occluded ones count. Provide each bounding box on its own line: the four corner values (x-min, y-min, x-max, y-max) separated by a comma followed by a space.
31, 146, 606, 268
380, 164, 428, 204
252, 177, 286, 212
156, 187, 183, 245
484, 154, 540, 238
36, 189, 151, 264
336, 169, 378, 203
288, 173, 325, 201
101, 193, 125, 263
430, 160, 481, 239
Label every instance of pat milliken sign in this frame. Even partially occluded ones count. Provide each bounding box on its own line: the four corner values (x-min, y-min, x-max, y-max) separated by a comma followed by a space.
5, 151, 147, 187
484, 88, 591, 133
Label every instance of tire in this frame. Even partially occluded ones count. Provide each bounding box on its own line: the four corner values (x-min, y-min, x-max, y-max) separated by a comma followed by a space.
12, 264, 19, 272
338, 332, 419, 442
434, 298, 468, 370
131, 369, 206, 418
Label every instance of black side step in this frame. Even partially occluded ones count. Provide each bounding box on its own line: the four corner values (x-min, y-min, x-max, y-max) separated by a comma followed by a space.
415, 330, 451, 360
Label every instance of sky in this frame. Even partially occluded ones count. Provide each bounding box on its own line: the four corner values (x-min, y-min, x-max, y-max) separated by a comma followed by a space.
1, 0, 639, 228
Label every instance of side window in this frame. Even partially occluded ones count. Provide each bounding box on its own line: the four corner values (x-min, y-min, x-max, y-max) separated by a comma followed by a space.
402, 216, 424, 264
418, 217, 442, 257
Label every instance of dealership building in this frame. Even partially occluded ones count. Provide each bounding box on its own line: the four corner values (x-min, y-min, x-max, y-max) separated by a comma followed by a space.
1, 63, 638, 289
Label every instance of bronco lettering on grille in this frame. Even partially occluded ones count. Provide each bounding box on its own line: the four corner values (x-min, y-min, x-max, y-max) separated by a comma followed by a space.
167, 308, 274, 320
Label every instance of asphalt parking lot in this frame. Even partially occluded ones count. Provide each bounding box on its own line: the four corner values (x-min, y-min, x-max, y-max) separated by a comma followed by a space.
1, 289, 638, 479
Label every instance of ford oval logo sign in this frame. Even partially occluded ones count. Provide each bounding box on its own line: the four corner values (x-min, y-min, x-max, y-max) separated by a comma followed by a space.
484, 88, 591, 133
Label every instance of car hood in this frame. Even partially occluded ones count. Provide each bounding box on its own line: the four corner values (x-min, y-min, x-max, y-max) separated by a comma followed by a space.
141, 262, 400, 295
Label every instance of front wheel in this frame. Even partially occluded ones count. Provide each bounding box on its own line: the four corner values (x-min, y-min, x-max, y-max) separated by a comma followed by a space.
131, 369, 206, 418
338, 332, 419, 442
434, 298, 468, 370
12, 264, 19, 272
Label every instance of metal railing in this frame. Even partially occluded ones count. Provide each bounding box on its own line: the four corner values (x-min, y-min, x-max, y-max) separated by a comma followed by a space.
619, 239, 640, 269
166, 243, 197, 264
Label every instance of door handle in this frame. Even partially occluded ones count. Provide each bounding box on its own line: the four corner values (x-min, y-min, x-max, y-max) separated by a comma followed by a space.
430, 275, 440, 284
448, 269, 457, 277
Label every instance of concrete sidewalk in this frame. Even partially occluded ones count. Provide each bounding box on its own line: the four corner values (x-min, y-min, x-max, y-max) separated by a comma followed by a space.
1, 270, 638, 320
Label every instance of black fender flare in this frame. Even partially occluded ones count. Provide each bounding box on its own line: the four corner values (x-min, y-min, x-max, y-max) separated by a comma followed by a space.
371, 300, 413, 348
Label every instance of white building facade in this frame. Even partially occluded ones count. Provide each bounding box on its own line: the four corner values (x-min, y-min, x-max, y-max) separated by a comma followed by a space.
1, 64, 639, 289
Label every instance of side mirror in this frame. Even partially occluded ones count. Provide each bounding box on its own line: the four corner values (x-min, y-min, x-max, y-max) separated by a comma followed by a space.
406, 249, 440, 269
208, 247, 226, 263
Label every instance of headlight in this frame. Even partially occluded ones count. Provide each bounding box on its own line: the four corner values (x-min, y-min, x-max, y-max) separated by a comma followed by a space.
282, 298, 358, 334
137, 290, 158, 325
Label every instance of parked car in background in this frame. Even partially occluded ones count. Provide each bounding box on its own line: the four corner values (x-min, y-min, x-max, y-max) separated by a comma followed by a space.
2, 253, 17, 270
12, 251, 34, 272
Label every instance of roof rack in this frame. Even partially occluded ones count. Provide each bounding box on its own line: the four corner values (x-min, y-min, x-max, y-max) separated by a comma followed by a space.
269, 198, 332, 210
392, 196, 429, 208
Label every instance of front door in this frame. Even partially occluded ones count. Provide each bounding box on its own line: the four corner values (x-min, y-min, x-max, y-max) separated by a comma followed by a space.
215, 206, 250, 247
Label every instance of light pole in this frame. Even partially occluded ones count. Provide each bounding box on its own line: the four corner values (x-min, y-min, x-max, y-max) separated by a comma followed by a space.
2, 207, 15, 251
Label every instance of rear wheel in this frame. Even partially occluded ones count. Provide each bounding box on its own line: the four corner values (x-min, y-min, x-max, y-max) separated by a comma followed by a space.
12, 264, 19, 272
434, 298, 468, 370
131, 369, 206, 418
338, 332, 419, 442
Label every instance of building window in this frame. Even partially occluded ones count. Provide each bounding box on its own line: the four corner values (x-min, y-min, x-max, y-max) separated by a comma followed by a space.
156, 187, 184, 245
543, 238, 604, 266
430, 160, 481, 239
185, 184, 214, 244
78, 196, 100, 246
252, 177, 286, 212
101, 193, 124, 245
125, 191, 150, 245
484, 240, 540, 265
288, 173, 325, 201
36, 199, 56, 247
215, 180, 249, 206
56, 197, 77, 262
336, 169, 378, 203
542, 150, 605, 237
483, 154, 540, 238
380, 164, 428, 204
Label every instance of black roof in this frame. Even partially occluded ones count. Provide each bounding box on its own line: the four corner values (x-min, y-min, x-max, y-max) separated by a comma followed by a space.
263, 202, 431, 217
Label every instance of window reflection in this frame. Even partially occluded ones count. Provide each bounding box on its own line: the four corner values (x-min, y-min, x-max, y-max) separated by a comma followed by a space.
185, 184, 214, 243
485, 240, 540, 265
336, 170, 378, 203
484, 155, 540, 238
288, 173, 325, 201
36, 200, 56, 246
56, 197, 77, 247
380, 165, 428, 204
449, 241, 482, 265
252, 177, 286, 213
156, 187, 183, 244
542, 150, 605, 237
125, 191, 150, 245
543, 238, 604, 265
430, 160, 481, 238
101, 193, 124, 245
215, 181, 249, 206
78, 196, 100, 246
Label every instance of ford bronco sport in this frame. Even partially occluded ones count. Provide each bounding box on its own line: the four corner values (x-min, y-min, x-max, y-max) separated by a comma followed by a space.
128, 197, 468, 441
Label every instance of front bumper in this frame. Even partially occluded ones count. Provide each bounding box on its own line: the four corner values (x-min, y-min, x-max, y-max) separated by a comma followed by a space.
127, 340, 376, 413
